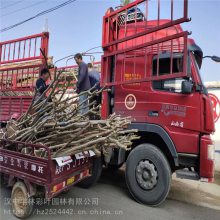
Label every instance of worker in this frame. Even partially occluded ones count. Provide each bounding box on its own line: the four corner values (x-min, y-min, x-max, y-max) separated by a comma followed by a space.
35, 68, 50, 103
88, 63, 101, 91
88, 63, 101, 108
74, 53, 91, 115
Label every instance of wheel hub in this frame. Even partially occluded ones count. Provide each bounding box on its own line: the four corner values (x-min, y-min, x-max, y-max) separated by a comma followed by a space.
136, 160, 158, 190
13, 188, 27, 212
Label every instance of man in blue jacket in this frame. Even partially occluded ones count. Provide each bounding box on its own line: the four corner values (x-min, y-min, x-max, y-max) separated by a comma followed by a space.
34, 68, 50, 103
88, 63, 101, 106
88, 63, 100, 91
74, 53, 91, 115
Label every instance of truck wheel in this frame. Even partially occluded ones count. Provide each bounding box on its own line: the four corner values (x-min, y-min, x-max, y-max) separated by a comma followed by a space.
108, 162, 124, 170
11, 181, 33, 219
125, 144, 171, 206
78, 157, 102, 188
61, 189, 70, 194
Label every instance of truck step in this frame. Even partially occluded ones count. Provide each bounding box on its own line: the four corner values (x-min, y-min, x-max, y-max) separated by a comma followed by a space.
176, 169, 200, 180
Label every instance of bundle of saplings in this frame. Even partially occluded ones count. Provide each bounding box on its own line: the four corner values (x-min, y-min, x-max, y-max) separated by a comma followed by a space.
1, 71, 139, 159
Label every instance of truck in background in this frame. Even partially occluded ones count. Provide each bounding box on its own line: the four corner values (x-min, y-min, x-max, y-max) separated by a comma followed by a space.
0, 32, 49, 124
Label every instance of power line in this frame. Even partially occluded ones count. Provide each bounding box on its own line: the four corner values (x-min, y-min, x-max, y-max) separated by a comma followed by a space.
83, 46, 102, 54
0, 0, 25, 10
0, 0, 77, 32
1, 1, 46, 17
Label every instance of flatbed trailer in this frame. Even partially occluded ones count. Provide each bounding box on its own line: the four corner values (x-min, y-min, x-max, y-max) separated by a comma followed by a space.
0, 139, 94, 218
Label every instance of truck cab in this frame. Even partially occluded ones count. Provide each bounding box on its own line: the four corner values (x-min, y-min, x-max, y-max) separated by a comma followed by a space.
101, 0, 215, 206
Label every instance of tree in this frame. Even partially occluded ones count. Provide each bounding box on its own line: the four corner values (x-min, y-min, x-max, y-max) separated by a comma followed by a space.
120, 0, 134, 6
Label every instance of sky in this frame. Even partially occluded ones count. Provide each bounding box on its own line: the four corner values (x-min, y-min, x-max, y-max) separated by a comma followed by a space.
0, 0, 220, 82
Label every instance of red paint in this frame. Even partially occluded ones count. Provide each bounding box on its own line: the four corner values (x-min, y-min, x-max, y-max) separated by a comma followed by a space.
0, 97, 32, 122
209, 93, 220, 123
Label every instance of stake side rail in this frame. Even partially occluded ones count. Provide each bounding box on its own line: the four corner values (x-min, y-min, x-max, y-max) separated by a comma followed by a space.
102, 0, 189, 49
0, 32, 49, 65
101, 31, 189, 87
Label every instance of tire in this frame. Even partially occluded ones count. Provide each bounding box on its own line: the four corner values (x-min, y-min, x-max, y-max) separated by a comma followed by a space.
11, 181, 33, 219
0, 174, 4, 186
125, 144, 171, 206
78, 156, 102, 188
108, 162, 124, 170
62, 189, 70, 194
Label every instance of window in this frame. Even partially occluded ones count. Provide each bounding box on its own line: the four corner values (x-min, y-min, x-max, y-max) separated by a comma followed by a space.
152, 53, 183, 76
152, 53, 189, 93
153, 78, 188, 93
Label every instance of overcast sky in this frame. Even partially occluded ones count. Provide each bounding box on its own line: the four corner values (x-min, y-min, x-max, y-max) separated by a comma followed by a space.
0, 0, 220, 82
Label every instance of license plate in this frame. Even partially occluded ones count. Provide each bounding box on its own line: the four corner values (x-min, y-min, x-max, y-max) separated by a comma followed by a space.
66, 176, 75, 185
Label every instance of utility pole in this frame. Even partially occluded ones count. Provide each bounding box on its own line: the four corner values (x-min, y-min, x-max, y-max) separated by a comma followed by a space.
43, 18, 49, 32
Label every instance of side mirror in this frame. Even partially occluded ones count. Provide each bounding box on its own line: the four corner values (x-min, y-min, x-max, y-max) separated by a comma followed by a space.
181, 81, 193, 94
211, 56, 220, 62
203, 55, 220, 63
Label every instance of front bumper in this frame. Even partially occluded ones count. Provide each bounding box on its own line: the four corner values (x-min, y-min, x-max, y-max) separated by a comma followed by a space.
200, 135, 215, 182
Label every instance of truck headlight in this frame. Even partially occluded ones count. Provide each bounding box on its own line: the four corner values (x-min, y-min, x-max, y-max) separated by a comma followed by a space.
208, 144, 215, 160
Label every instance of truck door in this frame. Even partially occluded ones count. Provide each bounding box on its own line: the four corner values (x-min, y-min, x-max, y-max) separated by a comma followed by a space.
147, 52, 201, 154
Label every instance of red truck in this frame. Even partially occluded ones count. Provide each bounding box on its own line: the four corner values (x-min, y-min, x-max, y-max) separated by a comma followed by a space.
100, 0, 215, 206
0, 0, 215, 210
